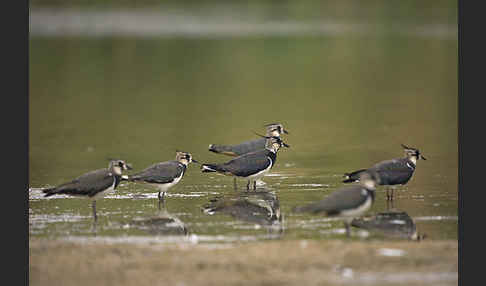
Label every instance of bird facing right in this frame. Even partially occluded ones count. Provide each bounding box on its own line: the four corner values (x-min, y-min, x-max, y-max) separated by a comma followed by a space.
201, 136, 290, 190
42, 159, 132, 221
123, 151, 198, 201
342, 144, 426, 201
208, 123, 289, 157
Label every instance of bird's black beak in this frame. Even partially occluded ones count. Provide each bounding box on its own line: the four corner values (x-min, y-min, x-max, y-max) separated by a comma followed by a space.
420, 155, 427, 160
125, 163, 133, 170
283, 129, 289, 134
282, 142, 290, 148
192, 159, 201, 164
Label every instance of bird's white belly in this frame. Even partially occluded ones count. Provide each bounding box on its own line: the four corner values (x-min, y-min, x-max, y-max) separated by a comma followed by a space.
156, 171, 184, 192
91, 179, 116, 200
340, 195, 373, 218
247, 158, 273, 180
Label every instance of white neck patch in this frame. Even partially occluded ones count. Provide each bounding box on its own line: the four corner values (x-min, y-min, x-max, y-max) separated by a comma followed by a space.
409, 156, 417, 165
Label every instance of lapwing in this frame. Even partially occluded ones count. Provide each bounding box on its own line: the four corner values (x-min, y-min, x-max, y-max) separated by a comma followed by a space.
343, 144, 426, 201
293, 172, 380, 237
201, 136, 289, 190
123, 151, 198, 201
208, 123, 289, 157
208, 123, 289, 188
42, 159, 132, 221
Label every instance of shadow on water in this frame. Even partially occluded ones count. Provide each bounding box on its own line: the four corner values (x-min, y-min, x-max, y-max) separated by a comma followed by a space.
202, 189, 284, 238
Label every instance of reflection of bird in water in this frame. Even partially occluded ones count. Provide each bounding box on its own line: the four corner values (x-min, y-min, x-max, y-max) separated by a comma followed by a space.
202, 190, 283, 233
351, 210, 426, 240
130, 201, 188, 236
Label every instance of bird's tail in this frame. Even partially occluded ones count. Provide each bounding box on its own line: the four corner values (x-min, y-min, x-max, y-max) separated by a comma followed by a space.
42, 187, 58, 197
208, 144, 237, 156
121, 175, 130, 181
201, 163, 225, 173
342, 169, 368, 183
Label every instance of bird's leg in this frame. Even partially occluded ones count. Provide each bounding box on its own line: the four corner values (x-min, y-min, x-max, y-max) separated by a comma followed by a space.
246, 180, 250, 190
91, 219, 98, 234
390, 188, 395, 201
386, 189, 390, 201
158, 191, 166, 202
253, 180, 257, 190
345, 221, 351, 238
158, 198, 167, 211
233, 178, 237, 191
92, 200, 98, 222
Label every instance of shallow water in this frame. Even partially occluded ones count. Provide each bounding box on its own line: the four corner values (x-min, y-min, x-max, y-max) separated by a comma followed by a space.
29, 3, 457, 244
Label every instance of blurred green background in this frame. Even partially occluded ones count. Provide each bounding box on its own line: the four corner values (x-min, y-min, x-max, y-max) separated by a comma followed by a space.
29, 0, 457, 240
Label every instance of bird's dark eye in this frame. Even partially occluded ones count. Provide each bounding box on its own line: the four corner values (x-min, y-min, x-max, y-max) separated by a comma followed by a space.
118, 161, 124, 167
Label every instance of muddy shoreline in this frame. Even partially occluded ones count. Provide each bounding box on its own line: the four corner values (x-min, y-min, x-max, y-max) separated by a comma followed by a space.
29, 238, 457, 286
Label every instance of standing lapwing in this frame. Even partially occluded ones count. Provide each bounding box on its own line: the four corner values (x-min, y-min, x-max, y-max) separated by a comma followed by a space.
42, 159, 132, 221
208, 123, 290, 187
201, 136, 289, 190
342, 144, 426, 201
208, 123, 289, 157
293, 172, 380, 237
123, 151, 198, 201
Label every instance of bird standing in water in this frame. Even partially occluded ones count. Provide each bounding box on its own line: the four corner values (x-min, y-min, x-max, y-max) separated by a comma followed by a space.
343, 144, 426, 201
123, 151, 198, 202
202, 136, 290, 190
294, 172, 380, 237
42, 159, 132, 221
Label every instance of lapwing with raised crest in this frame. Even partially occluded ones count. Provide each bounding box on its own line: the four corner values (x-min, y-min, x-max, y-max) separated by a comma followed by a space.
42, 159, 132, 221
123, 151, 198, 201
342, 144, 426, 201
293, 172, 380, 237
208, 123, 289, 157
201, 135, 289, 190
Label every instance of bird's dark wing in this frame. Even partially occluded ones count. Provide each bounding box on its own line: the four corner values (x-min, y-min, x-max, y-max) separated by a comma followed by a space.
228, 138, 267, 156
44, 168, 115, 197
129, 161, 185, 184
371, 158, 414, 185
209, 138, 267, 156
222, 150, 272, 177
294, 185, 369, 214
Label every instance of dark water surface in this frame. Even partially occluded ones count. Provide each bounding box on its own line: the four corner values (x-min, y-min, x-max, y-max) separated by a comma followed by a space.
29, 5, 457, 243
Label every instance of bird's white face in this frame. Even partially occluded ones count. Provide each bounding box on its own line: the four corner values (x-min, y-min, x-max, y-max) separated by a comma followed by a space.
109, 160, 131, 175
362, 178, 376, 190
271, 141, 281, 152
267, 124, 284, 137
113, 166, 123, 175
409, 156, 418, 165
176, 152, 192, 165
